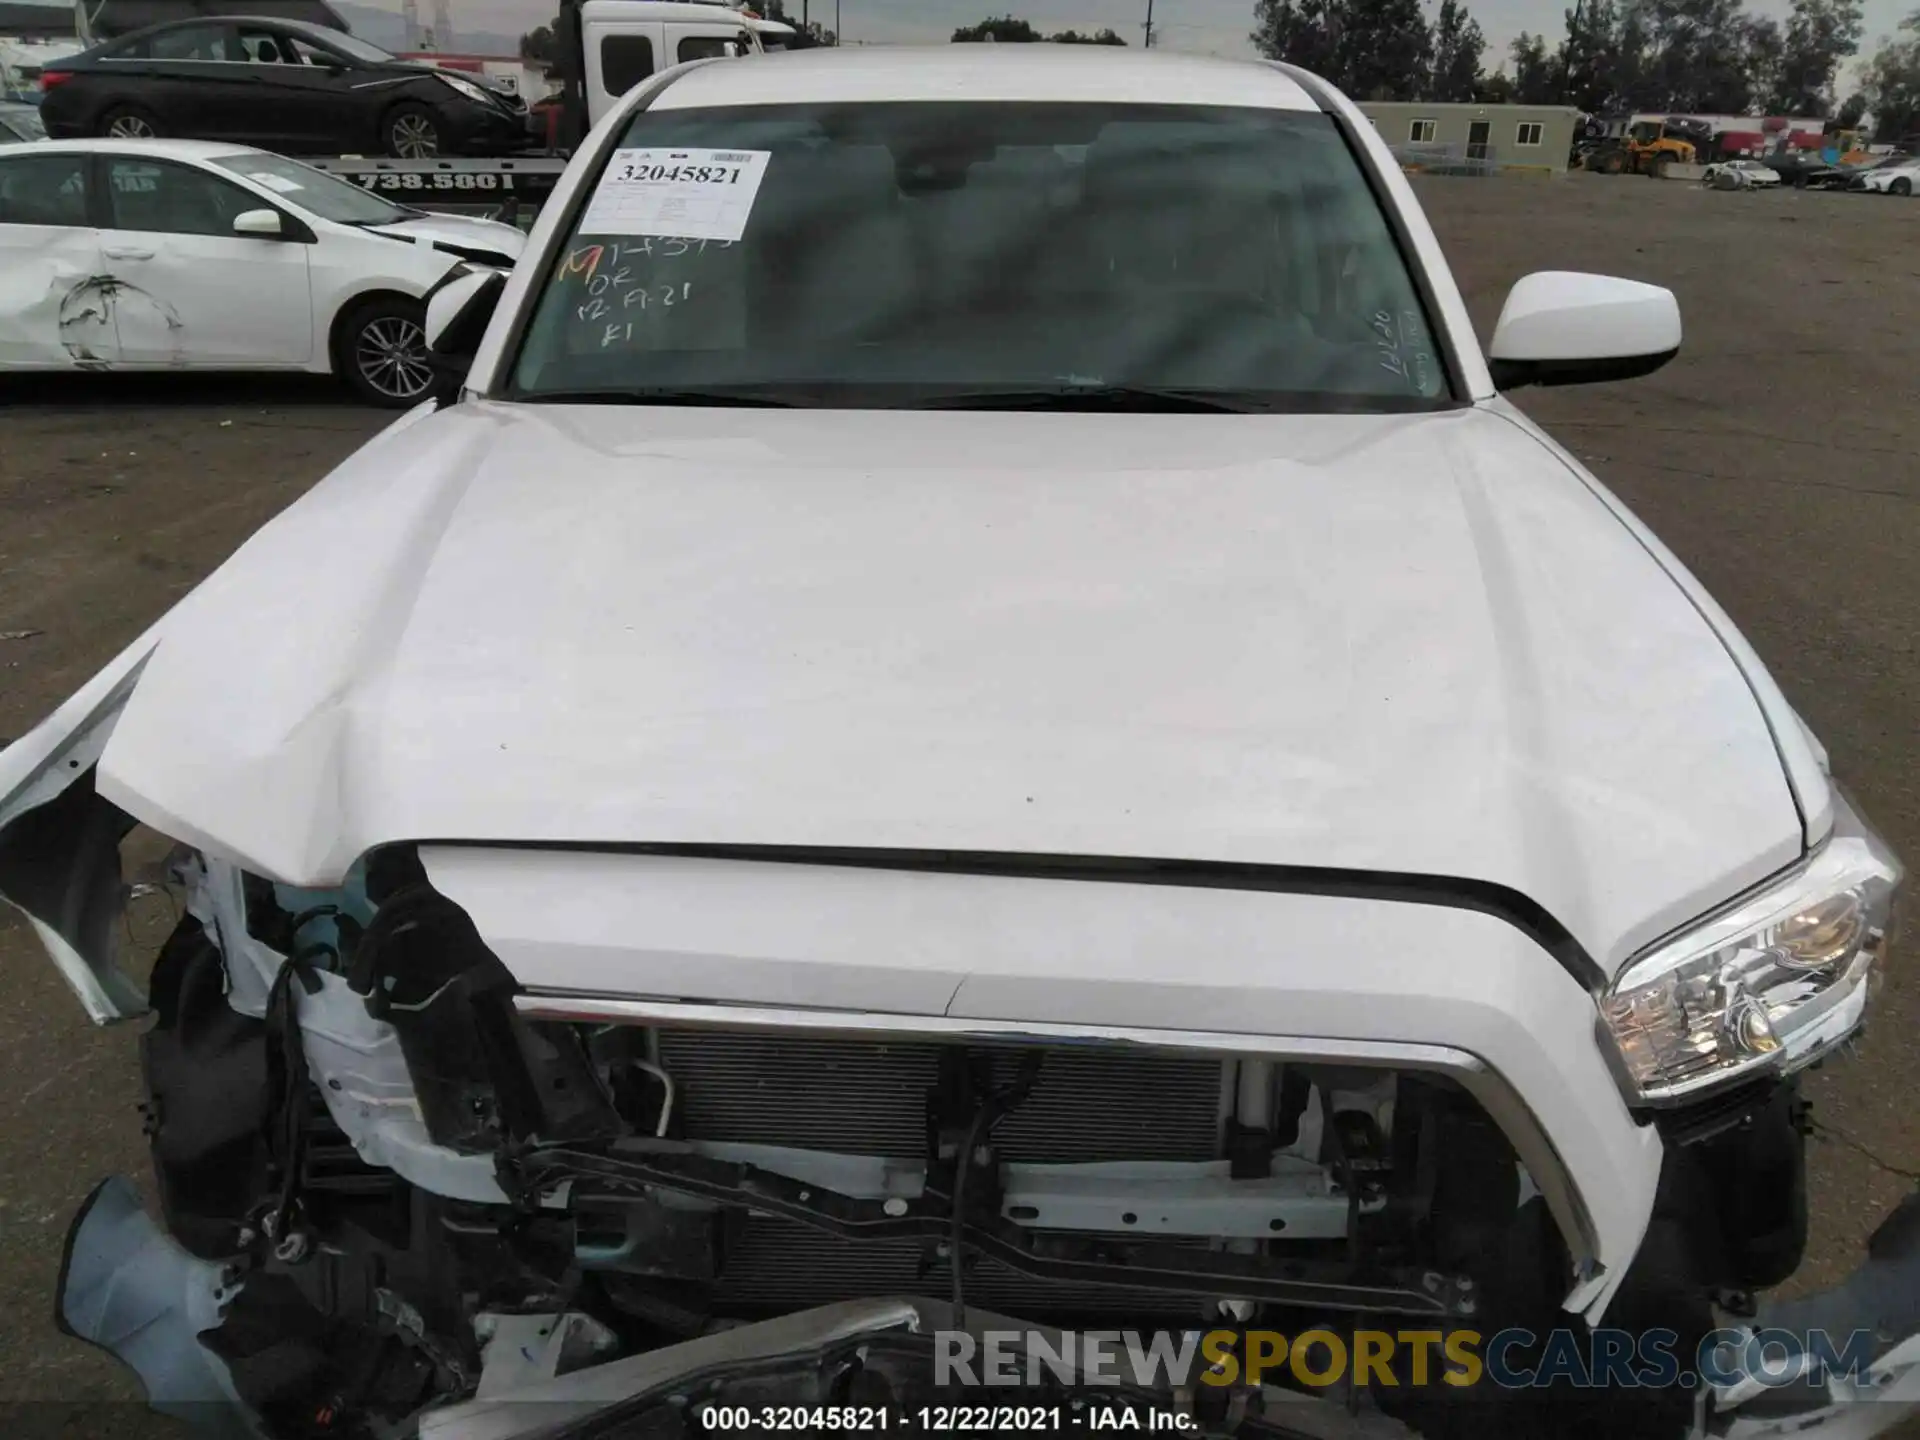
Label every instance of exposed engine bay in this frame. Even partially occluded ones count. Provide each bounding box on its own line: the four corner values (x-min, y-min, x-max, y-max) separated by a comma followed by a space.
25, 816, 1918, 1440
86, 837, 1623, 1439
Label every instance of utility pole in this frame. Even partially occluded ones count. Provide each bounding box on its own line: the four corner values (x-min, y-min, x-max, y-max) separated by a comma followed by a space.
835, 0, 841, 44
1143, 0, 1154, 48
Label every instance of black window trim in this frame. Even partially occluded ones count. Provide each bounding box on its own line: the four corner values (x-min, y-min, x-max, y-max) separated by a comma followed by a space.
675, 29, 755, 64
231, 19, 348, 68
103, 19, 251, 64
235, 20, 299, 64
599, 32, 657, 98
278, 27, 357, 67
93, 151, 317, 243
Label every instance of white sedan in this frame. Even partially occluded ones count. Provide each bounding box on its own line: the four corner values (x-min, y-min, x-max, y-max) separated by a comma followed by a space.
0, 137, 524, 404
1703, 157, 1781, 189
1854, 153, 1920, 195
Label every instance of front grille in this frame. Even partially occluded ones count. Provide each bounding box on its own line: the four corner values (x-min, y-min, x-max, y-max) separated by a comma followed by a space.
655, 1031, 1227, 1163
647, 1029, 1232, 1320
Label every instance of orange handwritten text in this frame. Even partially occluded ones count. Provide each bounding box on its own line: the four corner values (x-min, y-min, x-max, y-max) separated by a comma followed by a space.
560, 244, 604, 283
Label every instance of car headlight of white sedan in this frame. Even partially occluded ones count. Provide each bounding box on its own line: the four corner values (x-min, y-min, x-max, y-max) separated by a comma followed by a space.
1602, 792, 1901, 1104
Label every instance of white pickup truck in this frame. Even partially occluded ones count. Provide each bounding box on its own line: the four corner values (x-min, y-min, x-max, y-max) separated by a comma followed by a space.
7, 39, 1916, 1440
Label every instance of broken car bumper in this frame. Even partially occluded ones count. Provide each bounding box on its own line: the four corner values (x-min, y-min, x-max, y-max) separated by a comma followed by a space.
58, 1176, 1920, 1440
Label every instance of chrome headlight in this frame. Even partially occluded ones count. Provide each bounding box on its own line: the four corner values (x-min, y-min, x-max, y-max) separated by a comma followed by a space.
439, 73, 495, 107
1602, 791, 1901, 1105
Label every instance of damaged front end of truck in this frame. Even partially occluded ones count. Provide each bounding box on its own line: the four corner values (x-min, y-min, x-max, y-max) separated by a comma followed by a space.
6, 655, 1920, 1440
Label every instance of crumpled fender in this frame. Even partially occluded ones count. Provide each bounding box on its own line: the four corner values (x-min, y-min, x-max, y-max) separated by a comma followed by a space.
0, 625, 162, 1021
0, 403, 451, 1021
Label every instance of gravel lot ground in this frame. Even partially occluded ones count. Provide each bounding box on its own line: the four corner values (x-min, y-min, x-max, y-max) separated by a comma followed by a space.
1, 172, 1917, 1422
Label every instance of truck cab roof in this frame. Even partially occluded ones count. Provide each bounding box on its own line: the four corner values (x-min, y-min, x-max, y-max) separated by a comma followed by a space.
637, 43, 1324, 111
579, 0, 770, 22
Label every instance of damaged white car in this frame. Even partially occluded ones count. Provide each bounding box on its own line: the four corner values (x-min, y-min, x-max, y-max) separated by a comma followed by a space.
0, 138, 524, 404
7, 44, 1919, 1440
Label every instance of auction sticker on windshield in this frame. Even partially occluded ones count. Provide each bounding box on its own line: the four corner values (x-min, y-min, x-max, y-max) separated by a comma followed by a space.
580, 148, 771, 243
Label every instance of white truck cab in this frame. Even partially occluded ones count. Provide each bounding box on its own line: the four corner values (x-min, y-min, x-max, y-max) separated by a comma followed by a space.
578, 0, 762, 125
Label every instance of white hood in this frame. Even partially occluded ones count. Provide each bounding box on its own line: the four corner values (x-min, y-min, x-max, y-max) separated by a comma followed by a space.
52, 400, 1804, 972
365, 210, 526, 259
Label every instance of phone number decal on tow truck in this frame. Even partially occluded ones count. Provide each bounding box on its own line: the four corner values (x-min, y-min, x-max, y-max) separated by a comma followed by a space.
348, 171, 515, 192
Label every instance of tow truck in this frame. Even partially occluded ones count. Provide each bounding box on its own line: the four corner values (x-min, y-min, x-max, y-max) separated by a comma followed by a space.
20, 0, 788, 222
307, 0, 792, 223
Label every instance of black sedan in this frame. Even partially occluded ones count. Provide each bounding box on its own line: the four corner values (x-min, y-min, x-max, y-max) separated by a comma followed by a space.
1755, 150, 1840, 187
37, 16, 537, 157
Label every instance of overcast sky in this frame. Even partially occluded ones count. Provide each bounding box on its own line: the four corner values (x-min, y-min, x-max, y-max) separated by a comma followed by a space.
412, 0, 1911, 86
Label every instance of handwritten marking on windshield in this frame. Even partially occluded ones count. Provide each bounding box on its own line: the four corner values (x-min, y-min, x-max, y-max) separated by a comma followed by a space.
561, 238, 734, 281
1371, 309, 1435, 394
601, 285, 694, 346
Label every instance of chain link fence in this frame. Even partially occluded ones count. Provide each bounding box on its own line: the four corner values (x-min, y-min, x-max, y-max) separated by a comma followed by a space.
1388, 141, 1500, 177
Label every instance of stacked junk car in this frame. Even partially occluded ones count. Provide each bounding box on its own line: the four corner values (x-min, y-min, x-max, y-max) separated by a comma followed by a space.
3, 36, 1920, 1440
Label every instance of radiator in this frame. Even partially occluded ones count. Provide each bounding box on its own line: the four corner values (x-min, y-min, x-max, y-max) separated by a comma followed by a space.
654, 1031, 1230, 1163
652, 1029, 1234, 1317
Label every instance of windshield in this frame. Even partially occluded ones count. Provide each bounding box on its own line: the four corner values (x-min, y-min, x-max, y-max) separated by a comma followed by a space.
211, 152, 413, 224
510, 102, 1449, 411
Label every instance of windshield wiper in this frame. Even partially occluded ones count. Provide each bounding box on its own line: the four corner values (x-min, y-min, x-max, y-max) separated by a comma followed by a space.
918, 385, 1262, 414
527, 387, 802, 408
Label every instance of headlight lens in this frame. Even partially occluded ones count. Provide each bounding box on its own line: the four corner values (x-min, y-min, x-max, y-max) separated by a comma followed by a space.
1602, 793, 1900, 1105
440, 73, 494, 106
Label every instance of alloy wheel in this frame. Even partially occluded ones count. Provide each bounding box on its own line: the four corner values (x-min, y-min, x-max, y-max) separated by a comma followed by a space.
390, 114, 439, 158
354, 316, 435, 402
107, 114, 156, 138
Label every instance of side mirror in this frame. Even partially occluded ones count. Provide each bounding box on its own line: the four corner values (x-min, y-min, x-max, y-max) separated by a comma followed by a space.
232, 208, 284, 238
1487, 270, 1681, 390
426, 267, 507, 354
424, 267, 509, 393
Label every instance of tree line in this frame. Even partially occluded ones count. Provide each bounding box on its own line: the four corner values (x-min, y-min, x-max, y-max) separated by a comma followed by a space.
519, 0, 1920, 140
518, 0, 837, 62
1248, 0, 1920, 134
951, 16, 1128, 43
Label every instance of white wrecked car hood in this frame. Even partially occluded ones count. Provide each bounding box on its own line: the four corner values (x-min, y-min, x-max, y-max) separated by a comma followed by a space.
9, 401, 1803, 971
365, 211, 526, 259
